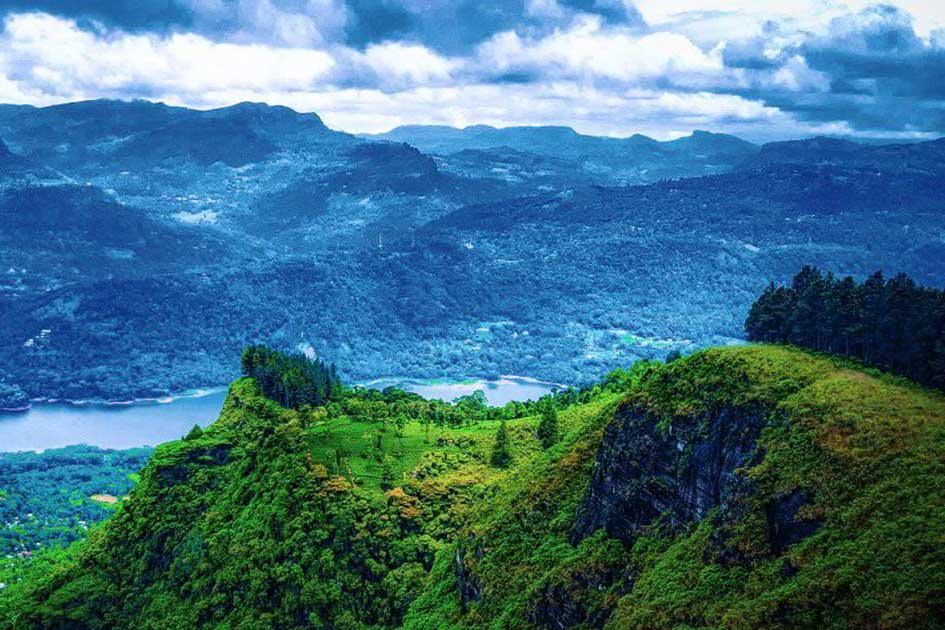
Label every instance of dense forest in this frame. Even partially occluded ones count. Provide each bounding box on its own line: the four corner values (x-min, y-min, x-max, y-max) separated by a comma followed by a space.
0, 446, 152, 555
4, 100, 945, 404
2, 345, 944, 628
241, 345, 343, 409
746, 266, 945, 390
0, 382, 28, 409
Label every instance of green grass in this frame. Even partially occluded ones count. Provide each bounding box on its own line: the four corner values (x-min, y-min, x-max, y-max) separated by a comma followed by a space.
306, 418, 497, 495
4, 345, 944, 629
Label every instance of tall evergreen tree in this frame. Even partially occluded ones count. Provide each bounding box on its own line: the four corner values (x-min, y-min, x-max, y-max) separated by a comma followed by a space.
745, 267, 945, 392
490, 420, 512, 468
536, 402, 559, 449
240, 345, 342, 409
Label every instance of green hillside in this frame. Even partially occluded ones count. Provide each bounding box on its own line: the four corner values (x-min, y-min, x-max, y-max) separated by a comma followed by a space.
3, 346, 944, 629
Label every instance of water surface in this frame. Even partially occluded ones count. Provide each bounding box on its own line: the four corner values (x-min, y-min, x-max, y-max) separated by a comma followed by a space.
0, 376, 560, 452
385, 375, 559, 406
0, 391, 227, 452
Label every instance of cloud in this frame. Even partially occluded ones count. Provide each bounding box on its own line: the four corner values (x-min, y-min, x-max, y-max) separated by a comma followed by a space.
0, 0, 645, 51
475, 16, 725, 87
342, 0, 643, 54
729, 5, 945, 131
0, 12, 334, 101
0, 2, 942, 139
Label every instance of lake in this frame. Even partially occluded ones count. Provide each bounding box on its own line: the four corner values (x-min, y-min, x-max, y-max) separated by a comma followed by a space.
364, 375, 560, 406
0, 390, 229, 452
0, 377, 559, 452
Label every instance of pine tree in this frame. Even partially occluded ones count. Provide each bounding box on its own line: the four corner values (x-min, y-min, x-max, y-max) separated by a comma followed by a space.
536, 402, 559, 449
490, 420, 512, 468
380, 459, 395, 491
745, 267, 945, 393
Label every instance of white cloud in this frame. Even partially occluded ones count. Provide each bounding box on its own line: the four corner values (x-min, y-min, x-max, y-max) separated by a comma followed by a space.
0, 13, 335, 100
351, 42, 457, 89
0, 3, 941, 140
476, 16, 725, 86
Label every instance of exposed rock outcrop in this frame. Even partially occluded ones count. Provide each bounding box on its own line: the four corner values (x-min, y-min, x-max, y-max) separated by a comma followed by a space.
455, 544, 484, 612
767, 489, 821, 554
572, 403, 768, 545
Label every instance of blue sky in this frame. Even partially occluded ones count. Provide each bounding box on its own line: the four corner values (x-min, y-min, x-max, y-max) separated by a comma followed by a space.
0, 1, 942, 140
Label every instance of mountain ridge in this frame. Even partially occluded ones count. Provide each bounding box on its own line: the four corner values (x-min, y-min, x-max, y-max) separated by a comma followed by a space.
3, 345, 943, 629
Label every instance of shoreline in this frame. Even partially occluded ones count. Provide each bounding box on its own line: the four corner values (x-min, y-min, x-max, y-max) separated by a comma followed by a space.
4, 374, 568, 414
22, 386, 230, 410
0, 403, 32, 413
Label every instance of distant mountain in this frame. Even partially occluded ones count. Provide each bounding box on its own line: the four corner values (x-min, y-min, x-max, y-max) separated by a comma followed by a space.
0, 99, 343, 171
365, 125, 759, 183
749, 136, 945, 172
0, 100, 488, 261
1, 99, 943, 404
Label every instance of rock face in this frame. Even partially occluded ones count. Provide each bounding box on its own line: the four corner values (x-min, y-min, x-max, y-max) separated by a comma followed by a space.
767, 489, 821, 554
525, 564, 620, 630
454, 544, 483, 613
572, 403, 768, 544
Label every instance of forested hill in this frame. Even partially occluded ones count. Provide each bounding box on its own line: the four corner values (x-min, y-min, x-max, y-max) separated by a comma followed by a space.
6, 145, 945, 403
3, 345, 944, 629
2, 99, 945, 405
746, 267, 945, 390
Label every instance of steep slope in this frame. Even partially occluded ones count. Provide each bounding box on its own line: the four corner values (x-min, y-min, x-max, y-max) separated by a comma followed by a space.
3, 346, 943, 629
0, 184, 233, 295
408, 346, 945, 629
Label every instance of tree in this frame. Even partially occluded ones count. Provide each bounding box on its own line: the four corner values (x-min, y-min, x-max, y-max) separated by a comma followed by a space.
380, 459, 395, 491
490, 420, 512, 468
745, 267, 945, 393
536, 402, 559, 449
455, 390, 487, 425
240, 345, 342, 409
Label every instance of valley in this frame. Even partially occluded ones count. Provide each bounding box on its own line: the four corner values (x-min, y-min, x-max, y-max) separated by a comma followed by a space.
2, 100, 944, 404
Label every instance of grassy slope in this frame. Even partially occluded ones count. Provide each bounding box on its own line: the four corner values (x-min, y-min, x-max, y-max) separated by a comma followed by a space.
406, 346, 945, 629
2, 346, 944, 629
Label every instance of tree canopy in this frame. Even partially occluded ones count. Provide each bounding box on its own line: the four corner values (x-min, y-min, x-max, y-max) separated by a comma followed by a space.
746, 266, 945, 390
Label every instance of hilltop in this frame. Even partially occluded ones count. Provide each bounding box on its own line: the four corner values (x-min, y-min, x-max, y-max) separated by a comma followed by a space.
3, 345, 943, 628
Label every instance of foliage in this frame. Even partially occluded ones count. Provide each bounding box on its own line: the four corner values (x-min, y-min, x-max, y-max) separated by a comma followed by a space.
490, 420, 512, 468
241, 344, 341, 409
0, 383, 27, 410
3, 346, 945, 629
536, 400, 559, 449
0, 445, 151, 556
746, 266, 945, 390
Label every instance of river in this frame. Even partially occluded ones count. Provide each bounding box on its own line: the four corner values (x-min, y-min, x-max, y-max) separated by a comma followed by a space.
0, 377, 559, 452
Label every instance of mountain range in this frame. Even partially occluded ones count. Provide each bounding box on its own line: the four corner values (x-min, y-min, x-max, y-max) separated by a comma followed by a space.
1, 99, 944, 401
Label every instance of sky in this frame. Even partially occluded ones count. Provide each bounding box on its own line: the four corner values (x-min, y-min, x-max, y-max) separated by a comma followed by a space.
0, 1, 943, 140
